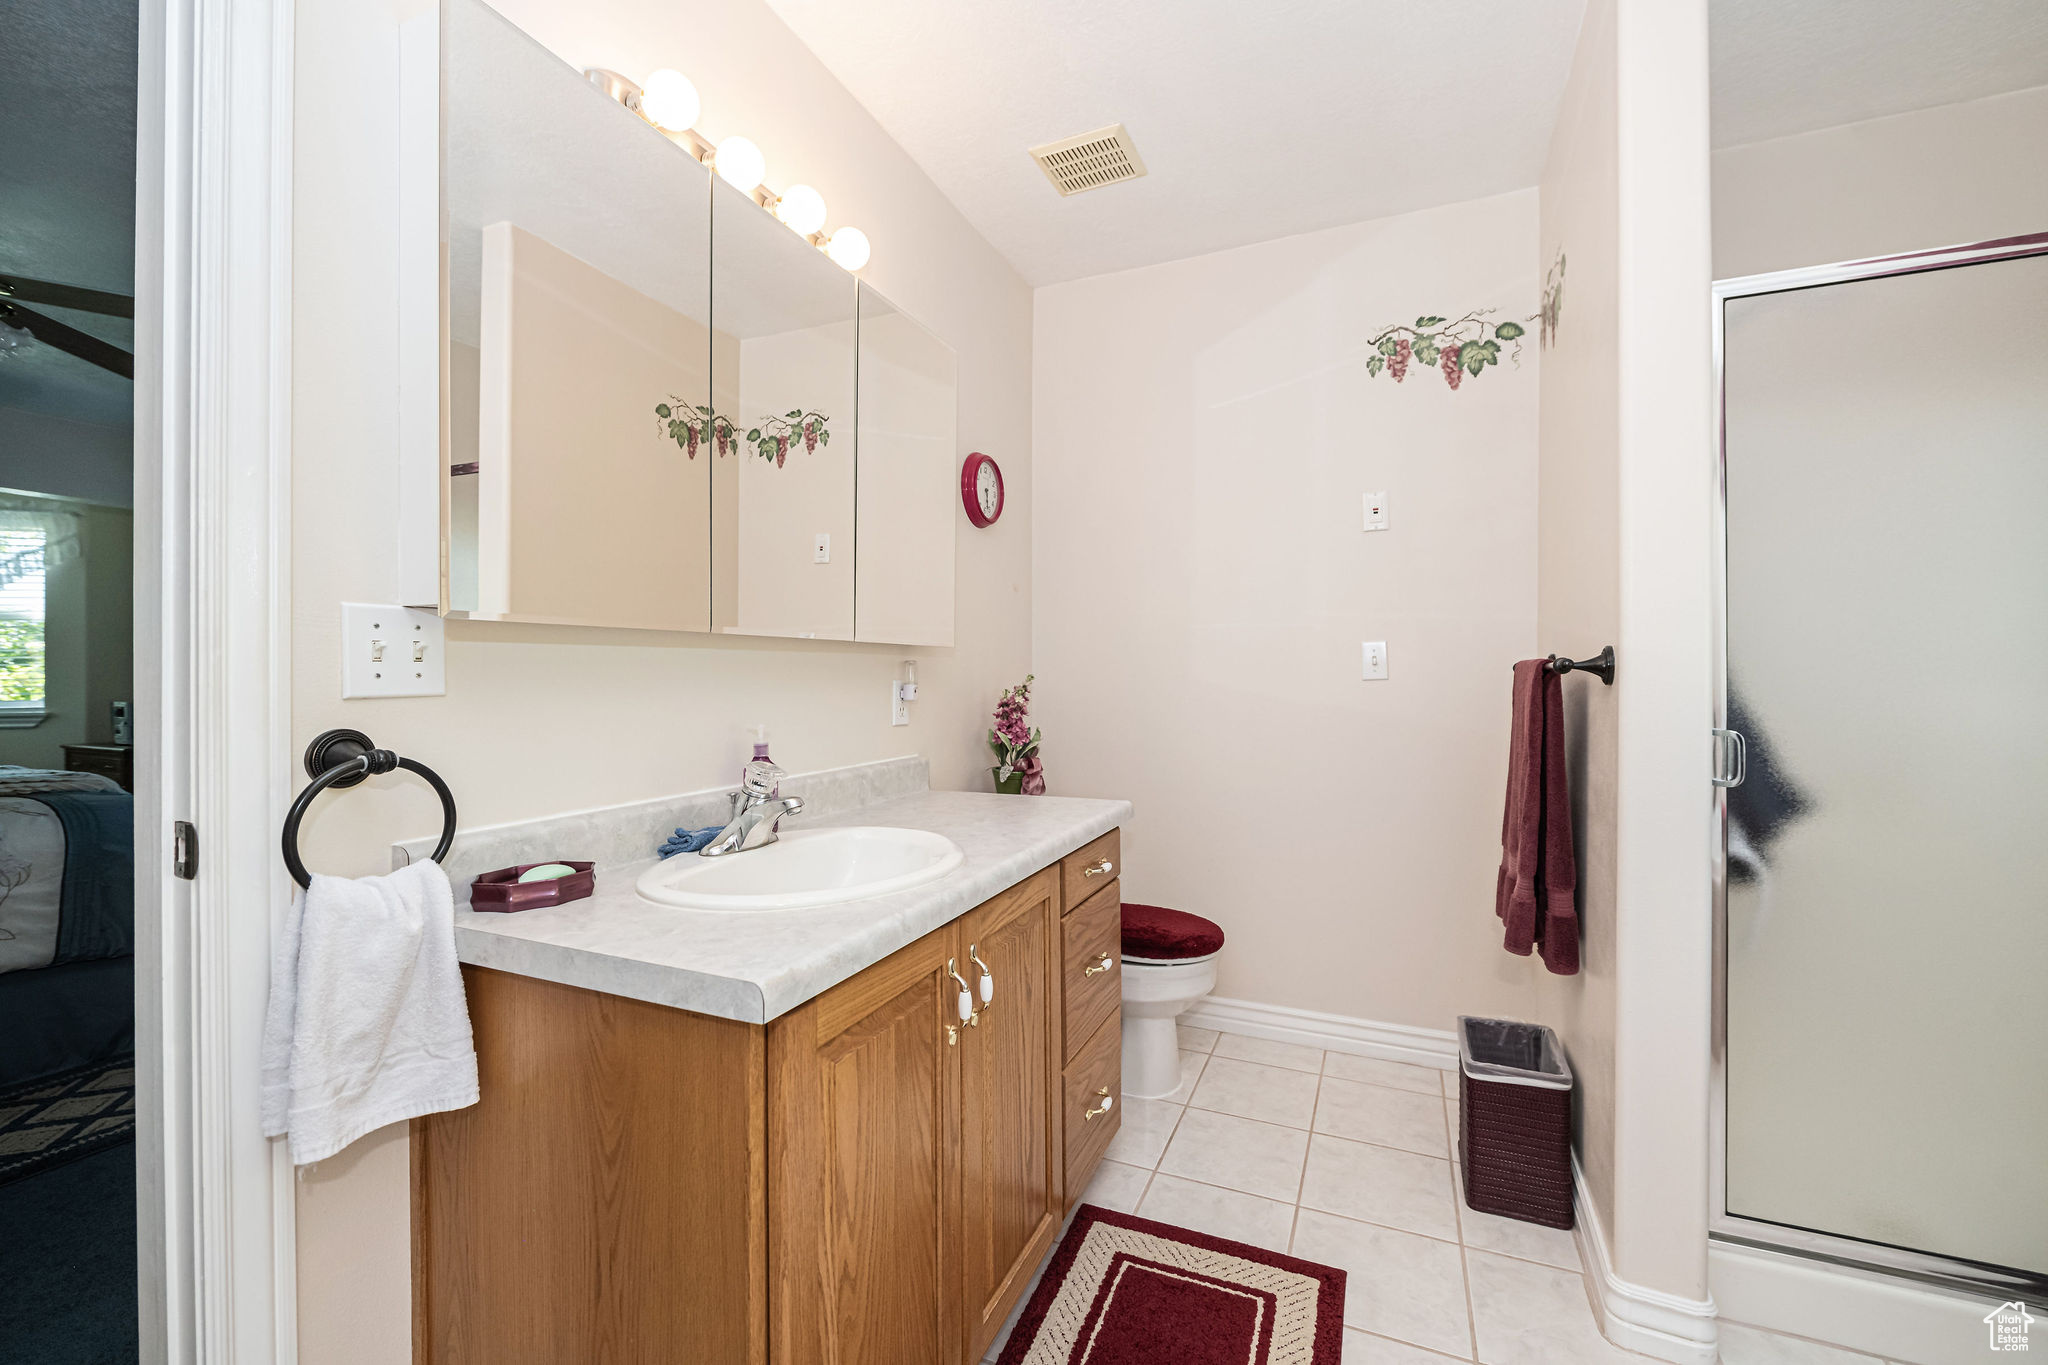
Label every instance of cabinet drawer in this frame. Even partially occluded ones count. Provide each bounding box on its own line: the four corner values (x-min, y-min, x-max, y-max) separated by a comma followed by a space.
1061, 880, 1121, 1063
1060, 830, 1120, 913
1062, 1011, 1121, 1201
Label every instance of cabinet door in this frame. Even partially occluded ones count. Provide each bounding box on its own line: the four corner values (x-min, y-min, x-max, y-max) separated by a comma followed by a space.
957, 869, 1063, 1361
769, 924, 962, 1365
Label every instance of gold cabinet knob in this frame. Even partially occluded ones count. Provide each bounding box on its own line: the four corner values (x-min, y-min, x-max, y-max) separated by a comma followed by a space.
1083, 1087, 1115, 1121
1082, 953, 1115, 978
1083, 859, 1114, 878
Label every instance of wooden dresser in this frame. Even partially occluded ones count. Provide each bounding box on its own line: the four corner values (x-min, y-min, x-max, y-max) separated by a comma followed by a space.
62, 743, 133, 791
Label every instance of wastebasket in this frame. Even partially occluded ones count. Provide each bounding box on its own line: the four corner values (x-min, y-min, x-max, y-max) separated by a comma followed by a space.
1456, 1016, 1574, 1229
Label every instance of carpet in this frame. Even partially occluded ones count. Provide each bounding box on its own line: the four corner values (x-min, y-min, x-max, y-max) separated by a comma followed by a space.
0, 1053, 136, 1185
995, 1205, 1346, 1365
0, 1139, 139, 1362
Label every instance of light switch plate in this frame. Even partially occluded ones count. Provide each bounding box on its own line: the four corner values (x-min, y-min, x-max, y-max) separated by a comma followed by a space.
813, 533, 831, 564
341, 602, 446, 698
1363, 491, 1388, 531
1362, 641, 1388, 680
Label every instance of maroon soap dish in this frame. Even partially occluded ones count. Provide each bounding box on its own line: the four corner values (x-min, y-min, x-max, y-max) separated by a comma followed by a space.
468, 861, 595, 912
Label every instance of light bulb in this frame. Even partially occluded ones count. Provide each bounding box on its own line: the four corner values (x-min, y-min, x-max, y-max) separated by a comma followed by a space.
638, 69, 700, 132
825, 226, 870, 272
775, 184, 828, 237
714, 136, 765, 194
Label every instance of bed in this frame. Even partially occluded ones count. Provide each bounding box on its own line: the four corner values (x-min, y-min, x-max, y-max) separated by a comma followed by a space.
0, 767, 135, 1090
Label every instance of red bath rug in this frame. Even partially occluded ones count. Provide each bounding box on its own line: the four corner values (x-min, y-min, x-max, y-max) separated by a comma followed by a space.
995, 1204, 1346, 1365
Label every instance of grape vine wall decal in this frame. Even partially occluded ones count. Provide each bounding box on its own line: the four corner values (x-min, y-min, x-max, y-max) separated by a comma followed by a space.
655, 399, 833, 466
1539, 251, 1566, 348
1364, 310, 1528, 391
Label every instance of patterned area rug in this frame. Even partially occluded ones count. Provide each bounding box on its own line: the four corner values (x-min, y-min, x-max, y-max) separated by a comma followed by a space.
997, 1205, 1346, 1365
0, 1054, 136, 1185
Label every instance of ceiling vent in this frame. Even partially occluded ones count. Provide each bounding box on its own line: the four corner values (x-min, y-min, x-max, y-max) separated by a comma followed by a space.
1028, 124, 1147, 197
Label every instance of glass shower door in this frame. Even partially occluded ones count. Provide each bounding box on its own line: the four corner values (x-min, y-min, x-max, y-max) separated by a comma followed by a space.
1719, 247, 2048, 1282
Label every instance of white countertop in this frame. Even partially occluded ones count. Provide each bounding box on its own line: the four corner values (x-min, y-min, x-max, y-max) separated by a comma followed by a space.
449, 789, 1130, 1024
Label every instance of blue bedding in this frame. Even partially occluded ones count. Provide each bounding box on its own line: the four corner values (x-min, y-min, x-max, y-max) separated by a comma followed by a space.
31, 791, 134, 966
0, 791, 134, 1088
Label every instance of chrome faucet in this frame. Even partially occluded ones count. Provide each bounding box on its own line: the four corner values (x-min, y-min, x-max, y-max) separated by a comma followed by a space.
700, 760, 804, 857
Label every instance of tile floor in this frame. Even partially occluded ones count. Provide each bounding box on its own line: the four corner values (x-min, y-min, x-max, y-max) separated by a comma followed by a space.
983, 1022, 1920, 1365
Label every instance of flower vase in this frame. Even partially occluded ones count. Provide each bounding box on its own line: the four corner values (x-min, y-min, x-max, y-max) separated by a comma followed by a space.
992, 769, 1024, 795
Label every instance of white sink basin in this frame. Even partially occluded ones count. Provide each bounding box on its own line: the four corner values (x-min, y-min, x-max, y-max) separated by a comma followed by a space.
634, 826, 965, 911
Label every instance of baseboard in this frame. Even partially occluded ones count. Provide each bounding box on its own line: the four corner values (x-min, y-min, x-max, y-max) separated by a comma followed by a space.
1710, 1237, 2000, 1365
1572, 1155, 1720, 1364
1178, 996, 1459, 1070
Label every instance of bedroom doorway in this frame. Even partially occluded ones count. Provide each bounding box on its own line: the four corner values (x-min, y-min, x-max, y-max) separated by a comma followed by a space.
7, 0, 297, 1359
0, 2, 142, 1360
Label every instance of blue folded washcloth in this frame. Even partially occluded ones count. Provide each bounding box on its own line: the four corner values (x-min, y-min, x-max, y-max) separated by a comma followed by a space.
657, 825, 725, 859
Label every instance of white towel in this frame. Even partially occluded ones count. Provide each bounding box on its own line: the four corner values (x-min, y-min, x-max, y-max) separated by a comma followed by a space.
260, 860, 478, 1164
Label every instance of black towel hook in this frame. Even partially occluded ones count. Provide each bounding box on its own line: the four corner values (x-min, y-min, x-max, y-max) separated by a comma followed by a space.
281, 728, 457, 888
1545, 646, 1616, 686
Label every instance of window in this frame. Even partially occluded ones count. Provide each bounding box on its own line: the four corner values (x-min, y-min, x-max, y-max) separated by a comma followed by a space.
0, 522, 47, 724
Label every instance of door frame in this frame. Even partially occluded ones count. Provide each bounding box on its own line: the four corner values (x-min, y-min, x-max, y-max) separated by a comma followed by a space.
1709, 231, 2048, 1300
135, 0, 299, 1359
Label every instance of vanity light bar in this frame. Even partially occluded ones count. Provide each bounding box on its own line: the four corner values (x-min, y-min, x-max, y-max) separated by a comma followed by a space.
582, 66, 871, 274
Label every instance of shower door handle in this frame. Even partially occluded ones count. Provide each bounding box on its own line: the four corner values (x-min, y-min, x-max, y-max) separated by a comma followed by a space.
1711, 728, 1747, 788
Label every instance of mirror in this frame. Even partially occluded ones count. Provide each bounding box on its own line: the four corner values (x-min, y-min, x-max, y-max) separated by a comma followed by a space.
854, 286, 957, 646
442, 0, 713, 629
709, 178, 859, 640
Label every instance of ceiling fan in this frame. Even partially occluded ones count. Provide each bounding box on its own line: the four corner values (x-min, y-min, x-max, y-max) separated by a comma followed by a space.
0, 274, 134, 379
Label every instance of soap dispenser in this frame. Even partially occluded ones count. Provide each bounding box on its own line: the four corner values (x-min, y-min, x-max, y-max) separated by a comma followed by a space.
749, 725, 778, 796
748, 725, 787, 834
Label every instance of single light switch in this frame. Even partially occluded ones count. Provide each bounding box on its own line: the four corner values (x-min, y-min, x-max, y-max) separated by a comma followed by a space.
1362, 641, 1388, 680
813, 533, 831, 564
342, 602, 446, 698
1363, 491, 1388, 531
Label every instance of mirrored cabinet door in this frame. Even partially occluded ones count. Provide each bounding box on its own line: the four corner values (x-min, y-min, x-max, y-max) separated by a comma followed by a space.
443, 0, 712, 629
709, 178, 859, 640
854, 287, 957, 646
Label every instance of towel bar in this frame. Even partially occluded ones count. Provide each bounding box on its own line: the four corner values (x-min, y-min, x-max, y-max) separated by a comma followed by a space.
281, 728, 457, 888
1544, 646, 1616, 686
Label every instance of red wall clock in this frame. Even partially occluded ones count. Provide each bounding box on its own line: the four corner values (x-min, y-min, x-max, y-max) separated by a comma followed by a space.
961, 452, 1004, 527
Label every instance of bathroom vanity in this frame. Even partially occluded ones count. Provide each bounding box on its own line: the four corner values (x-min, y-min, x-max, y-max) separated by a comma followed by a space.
408, 777, 1127, 1365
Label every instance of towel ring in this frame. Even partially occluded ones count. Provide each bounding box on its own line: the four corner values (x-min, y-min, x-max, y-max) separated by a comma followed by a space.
281, 728, 457, 889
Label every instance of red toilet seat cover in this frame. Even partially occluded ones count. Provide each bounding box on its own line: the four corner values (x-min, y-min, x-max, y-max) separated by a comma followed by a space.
1121, 904, 1226, 961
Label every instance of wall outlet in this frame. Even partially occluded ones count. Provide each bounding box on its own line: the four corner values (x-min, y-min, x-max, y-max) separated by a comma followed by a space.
890, 680, 912, 726
1363, 491, 1388, 531
813, 532, 831, 564
1362, 641, 1388, 680
341, 602, 447, 698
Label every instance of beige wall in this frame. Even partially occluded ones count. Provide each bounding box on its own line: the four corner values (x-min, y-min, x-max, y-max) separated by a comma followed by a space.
1533, 0, 1716, 1307
289, 0, 1032, 1357
1033, 191, 1544, 1032
0, 501, 132, 770
1532, 0, 1621, 1251
1608, 0, 1714, 1301
1713, 84, 2048, 280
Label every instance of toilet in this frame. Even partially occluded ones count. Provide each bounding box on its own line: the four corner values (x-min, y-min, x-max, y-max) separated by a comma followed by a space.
1119, 903, 1226, 1099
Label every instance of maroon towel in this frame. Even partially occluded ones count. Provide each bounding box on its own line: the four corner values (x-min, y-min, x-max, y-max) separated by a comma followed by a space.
1496, 660, 1579, 975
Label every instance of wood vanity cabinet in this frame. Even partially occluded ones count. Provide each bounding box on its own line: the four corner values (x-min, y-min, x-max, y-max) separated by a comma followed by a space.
414, 830, 1123, 1365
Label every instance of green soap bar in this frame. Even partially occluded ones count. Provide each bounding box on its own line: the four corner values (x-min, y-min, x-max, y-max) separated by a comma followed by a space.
517, 863, 578, 883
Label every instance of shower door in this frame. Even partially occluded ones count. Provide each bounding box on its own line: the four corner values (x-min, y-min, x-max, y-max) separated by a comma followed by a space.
1715, 238, 2048, 1292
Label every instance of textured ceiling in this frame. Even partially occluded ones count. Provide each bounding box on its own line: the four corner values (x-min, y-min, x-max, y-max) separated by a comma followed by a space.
0, 0, 137, 428
762, 0, 1587, 285
1711, 0, 2048, 147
